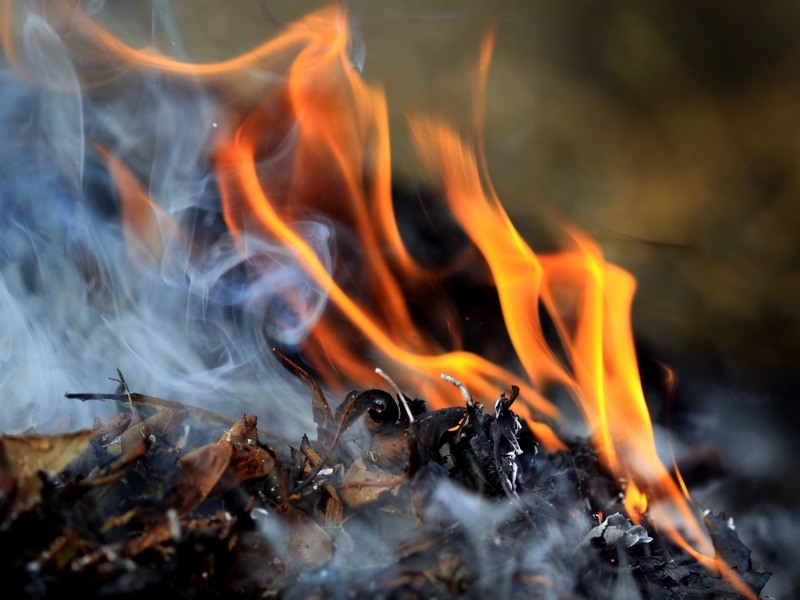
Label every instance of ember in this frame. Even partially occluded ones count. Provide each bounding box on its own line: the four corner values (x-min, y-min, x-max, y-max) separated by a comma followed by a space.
0, 1, 790, 599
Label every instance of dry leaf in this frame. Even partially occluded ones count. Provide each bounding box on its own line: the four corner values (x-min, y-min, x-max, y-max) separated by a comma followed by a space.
281, 505, 333, 568
222, 415, 276, 485
271, 348, 336, 446
0, 430, 94, 479
228, 443, 276, 483
225, 414, 259, 445
253, 504, 333, 570
90, 413, 132, 444
116, 406, 187, 455
171, 442, 232, 511
339, 457, 404, 508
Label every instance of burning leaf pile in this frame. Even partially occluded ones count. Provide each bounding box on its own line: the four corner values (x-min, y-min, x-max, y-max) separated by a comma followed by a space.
0, 359, 769, 599
0, 2, 781, 598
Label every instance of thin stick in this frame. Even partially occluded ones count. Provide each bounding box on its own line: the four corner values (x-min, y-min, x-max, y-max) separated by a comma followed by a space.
440, 373, 474, 407
375, 368, 414, 424
110, 369, 141, 427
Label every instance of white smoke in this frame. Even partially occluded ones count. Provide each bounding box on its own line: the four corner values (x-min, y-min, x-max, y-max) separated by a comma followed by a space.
0, 4, 321, 437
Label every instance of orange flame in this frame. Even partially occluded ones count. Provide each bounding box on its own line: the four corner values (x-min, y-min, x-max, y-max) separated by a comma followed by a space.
0, 3, 756, 597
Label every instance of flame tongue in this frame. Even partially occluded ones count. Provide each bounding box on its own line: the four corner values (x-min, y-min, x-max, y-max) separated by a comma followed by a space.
216, 24, 676, 526
0, 3, 758, 596
0, 0, 663, 511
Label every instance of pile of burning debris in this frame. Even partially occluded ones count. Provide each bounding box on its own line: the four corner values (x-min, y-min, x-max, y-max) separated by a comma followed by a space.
0, 355, 770, 599
0, 3, 780, 598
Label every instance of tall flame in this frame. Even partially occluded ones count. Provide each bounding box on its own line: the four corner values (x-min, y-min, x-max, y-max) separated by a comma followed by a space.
0, 2, 755, 597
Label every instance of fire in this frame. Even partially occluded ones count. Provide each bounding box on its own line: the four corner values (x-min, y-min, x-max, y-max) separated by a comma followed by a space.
0, 2, 755, 597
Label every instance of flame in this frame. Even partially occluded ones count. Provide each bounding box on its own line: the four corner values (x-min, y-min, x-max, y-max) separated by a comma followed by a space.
0, 2, 756, 597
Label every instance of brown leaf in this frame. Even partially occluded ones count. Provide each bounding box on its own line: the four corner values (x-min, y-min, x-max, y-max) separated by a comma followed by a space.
171, 442, 232, 511
0, 429, 102, 521
170, 416, 278, 511
299, 434, 325, 477
0, 430, 93, 479
90, 413, 132, 444
227, 443, 276, 484
253, 504, 333, 570
338, 457, 405, 508
0, 430, 97, 520
271, 347, 335, 445
282, 505, 333, 568
114, 406, 187, 455
368, 427, 414, 473
321, 484, 344, 526
81, 439, 150, 488
221, 415, 276, 486
225, 414, 259, 445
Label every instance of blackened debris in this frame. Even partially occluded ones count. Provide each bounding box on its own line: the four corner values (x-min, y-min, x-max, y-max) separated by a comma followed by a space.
0, 376, 771, 599
585, 512, 654, 548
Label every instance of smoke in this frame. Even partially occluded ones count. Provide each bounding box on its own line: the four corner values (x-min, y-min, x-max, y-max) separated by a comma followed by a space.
0, 3, 320, 436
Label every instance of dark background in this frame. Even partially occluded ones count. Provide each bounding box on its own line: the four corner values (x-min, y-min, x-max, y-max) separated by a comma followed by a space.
98, 2, 800, 596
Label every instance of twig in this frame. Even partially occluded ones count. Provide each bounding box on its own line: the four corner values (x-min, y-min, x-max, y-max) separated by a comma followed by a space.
375, 368, 415, 424
441, 373, 474, 407
110, 369, 142, 431
66, 392, 234, 427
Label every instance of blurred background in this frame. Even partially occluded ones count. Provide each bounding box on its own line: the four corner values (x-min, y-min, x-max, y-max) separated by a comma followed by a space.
65, 1, 800, 596
126, 0, 800, 415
